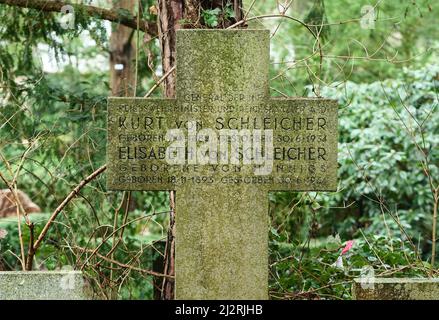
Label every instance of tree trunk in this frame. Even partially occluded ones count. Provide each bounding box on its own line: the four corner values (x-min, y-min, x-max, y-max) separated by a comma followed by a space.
108, 0, 136, 299
0, 0, 157, 34
157, 0, 183, 98
110, 0, 136, 96
157, 0, 243, 300
110, 0, 138, 215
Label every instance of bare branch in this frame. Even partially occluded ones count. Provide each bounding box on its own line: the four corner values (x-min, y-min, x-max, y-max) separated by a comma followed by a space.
75, 246, 174, 279
0, 0, 157, 36
29, 164, 107, 265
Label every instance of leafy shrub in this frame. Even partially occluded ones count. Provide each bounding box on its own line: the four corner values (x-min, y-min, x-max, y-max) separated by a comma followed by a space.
269, 64, 439, 299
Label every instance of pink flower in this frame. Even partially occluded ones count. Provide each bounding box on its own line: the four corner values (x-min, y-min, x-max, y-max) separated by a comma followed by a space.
341, 240, 354, 255
0, 229, 7, 239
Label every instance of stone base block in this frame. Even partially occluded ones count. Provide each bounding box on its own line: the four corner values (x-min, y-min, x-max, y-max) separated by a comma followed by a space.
0, 271, 86, 300
352, 278, 439, 300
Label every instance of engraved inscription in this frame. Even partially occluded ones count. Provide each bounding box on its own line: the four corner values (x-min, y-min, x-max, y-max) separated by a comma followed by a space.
107, 98, 337, 191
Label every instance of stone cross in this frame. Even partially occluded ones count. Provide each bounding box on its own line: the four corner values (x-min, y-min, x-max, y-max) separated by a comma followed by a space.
107, 30, 338, 299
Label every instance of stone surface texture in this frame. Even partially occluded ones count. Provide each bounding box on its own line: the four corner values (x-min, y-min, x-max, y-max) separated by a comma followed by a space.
107, 30, 338, 299
0, 271, 86, 300
352, 278, 439, 300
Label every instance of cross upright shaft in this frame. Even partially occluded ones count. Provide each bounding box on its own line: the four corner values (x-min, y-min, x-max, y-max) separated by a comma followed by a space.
107, 30, 338, 299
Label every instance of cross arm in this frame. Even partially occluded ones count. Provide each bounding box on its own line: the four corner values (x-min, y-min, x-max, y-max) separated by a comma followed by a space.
265, 97, 338, 191
107, 97, 177, 191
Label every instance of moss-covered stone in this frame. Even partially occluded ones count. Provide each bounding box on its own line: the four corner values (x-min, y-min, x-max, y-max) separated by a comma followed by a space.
107, 30, 338, 192
107, 30, 338, 299
352, 278, 439, 300
0, 271, 86, 300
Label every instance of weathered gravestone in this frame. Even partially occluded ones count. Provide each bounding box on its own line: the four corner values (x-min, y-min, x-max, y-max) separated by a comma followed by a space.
0, 271, 86, 300
352, 278, 439, 300
107, 30, 338, 299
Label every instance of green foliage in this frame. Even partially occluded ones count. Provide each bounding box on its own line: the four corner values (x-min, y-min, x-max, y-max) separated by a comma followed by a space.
0, 0, 163, 299
201, 8, 222, 28
269, 63, 438, 299
201, 2, 236, 28
249, 0, 439, 96
270, 232, 429, 299
224, 3, 236, 20
318, 63, 439, 246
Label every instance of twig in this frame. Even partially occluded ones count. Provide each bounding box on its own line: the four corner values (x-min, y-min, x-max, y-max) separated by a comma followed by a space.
143, 66, 176, 98
25, 223, 35, 270
359, 229, 388, 270
80, 212, 169, 269
431, 188, 438, 269
243, 0, 256, 21
76, 246, 174, 279
0, 0, 157, 35
28, 165, 107, 267
0, 173, 26, 270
